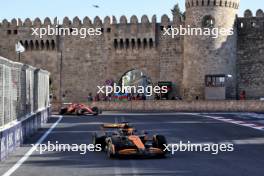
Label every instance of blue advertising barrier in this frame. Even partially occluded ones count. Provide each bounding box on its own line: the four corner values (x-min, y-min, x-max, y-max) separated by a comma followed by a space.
7, 127, 15, 155
0, 130, 7, 161
0, 107, 50, 161
15, 123, 22, 148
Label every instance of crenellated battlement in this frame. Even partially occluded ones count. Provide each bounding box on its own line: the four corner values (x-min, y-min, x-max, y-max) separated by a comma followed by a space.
1, 8, 262, 38
0, 14, 178, 41
0, 14, 168, 28
240, 9, 264, 18
0, 14, 178, 52
185, 0, 239, 9
237, 9, 264, 33
0, 17, 58, 28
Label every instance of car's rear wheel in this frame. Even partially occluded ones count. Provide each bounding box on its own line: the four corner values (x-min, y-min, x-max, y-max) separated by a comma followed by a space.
92, 107, 99, 116
93, 133, 106, 150
152, 135, 167, 157
153, 135, 167, 151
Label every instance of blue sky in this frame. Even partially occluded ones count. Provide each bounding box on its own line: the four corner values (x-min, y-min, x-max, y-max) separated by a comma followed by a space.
0, 0, 262, 22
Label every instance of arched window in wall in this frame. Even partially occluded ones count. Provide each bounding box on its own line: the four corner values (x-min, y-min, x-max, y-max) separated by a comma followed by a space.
240, 22, 244, 28
131, 39, 136, 49
201, 0, 204, 6
46, 40, 50, 50
143, 38, 147, 49
40, 40, 45, 50
137, 39, 141, 49
30, 40, 34, 50
149, 38, 154, 49
51, 40, 56, 50
24, 41, 29, 51
114, 39, 118, 49
125, 39, 130, 49
213, 0, 216, 5
120, 39, 124, 49
202, 15, 215, 28
35, 40, 39, 50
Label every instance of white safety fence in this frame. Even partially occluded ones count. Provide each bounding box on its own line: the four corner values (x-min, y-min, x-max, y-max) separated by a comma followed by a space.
0, 56, 50, 129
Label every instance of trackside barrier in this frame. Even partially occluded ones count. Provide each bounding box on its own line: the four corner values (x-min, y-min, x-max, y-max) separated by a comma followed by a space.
78, 100, 264, 112
0, 56, 50, 161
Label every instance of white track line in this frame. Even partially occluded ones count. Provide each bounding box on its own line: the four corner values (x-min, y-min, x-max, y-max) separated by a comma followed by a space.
114, 160, 122, 176
2, 115, 63, 176
198, 114, 264, 131
130, 160, 139, 176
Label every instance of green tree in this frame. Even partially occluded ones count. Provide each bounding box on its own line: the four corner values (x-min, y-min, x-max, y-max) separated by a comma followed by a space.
171, 3, 185, 20
171, 4, 181, 15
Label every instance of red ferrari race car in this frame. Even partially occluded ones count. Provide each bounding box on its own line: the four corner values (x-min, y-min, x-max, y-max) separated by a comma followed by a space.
59, 103, 102, 116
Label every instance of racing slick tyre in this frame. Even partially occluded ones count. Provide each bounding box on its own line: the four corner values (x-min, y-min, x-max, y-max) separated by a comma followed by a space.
153, 135, 167, 151
59, 107, 68, 115
76, 109, 84, 116
92, 133, 106, 150
91, 107, 99, 116
106, 141, 115, 159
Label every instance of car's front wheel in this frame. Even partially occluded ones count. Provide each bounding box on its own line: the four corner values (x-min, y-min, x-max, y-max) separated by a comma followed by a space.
59, 107, 68, 115
106, 142, 115, 159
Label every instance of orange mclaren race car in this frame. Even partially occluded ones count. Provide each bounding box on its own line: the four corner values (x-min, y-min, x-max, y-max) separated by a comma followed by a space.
59, 103, 101, 116
92, 122, 167, 158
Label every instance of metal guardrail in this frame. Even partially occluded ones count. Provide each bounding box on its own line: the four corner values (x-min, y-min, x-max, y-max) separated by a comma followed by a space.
0, 56, 50, 129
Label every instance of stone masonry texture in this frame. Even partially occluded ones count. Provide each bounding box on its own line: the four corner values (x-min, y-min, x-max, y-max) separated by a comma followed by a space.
0, 0, 263, 101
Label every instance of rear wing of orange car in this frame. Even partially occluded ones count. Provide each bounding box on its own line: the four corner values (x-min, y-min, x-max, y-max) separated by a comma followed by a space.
101, 123, 127, 129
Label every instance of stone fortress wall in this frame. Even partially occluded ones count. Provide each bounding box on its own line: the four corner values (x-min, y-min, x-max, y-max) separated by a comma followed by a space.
237, 9, 264, 100
183, 0, 240, 100
0, 0, 263, 101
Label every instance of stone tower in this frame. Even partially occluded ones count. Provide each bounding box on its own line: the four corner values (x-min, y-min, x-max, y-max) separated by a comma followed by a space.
183, 0, 240, 100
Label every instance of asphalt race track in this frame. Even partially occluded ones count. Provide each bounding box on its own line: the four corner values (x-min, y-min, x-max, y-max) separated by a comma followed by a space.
1, 113, 264, 176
